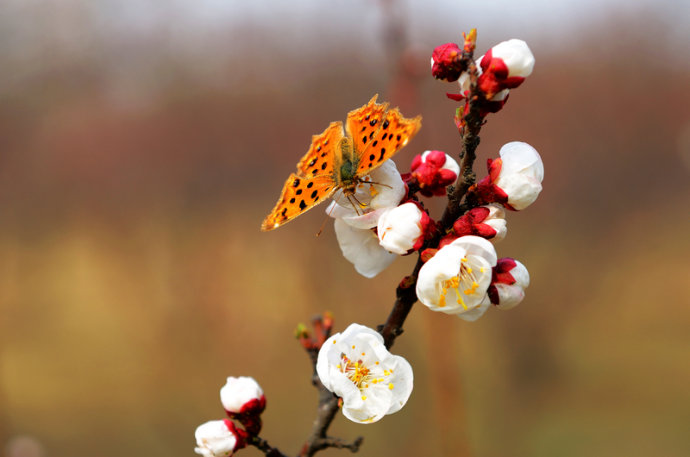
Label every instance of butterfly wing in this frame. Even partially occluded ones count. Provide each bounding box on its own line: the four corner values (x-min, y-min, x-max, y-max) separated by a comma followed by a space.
261, 173, 337, 231
345, 95, 422, 176
296, 121, 344, 178
262, 121, 343, 231
345, 94, 389, 156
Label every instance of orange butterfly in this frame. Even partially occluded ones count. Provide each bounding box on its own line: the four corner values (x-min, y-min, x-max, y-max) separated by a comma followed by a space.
261, 95, 422, 231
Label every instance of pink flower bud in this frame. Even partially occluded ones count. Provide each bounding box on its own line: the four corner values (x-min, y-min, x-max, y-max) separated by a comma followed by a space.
220, 377, 266, 416
431, 42, 465, 82
410, 150, 459, 197
487, 258, 530, 310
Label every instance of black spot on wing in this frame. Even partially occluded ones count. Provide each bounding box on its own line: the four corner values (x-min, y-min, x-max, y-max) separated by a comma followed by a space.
299, 200, 307, 211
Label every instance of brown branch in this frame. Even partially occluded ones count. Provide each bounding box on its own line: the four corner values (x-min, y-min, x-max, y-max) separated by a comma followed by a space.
296, 45, 487, 457
440, 60, 484, 228
249, 435, 290, 457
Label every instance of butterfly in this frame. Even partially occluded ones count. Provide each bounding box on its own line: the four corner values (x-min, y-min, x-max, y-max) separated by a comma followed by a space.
261, 95, 422, 231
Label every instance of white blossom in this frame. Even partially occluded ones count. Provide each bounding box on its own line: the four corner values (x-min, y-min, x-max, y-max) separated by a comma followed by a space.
416, 236, 497, 317
377, 203, 424, 255
194, 420, 239, 457
490, 39, 535, 78
317, 323, 413, 424
495, 142, 544, 210
220, 376, 264, 415
493, 259, 530, 310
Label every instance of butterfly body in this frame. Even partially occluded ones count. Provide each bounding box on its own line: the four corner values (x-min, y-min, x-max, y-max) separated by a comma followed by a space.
261, 95, 421, 231
333, 138, 358, 189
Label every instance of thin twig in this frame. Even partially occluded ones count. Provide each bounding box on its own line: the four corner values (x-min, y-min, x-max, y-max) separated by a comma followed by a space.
249, 435, 290, 457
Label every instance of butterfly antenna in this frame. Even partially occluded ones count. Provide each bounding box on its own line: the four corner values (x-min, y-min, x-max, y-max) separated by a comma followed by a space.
347, 194, 368, 216
364, 179, 392, 190
316, 203, 337, 237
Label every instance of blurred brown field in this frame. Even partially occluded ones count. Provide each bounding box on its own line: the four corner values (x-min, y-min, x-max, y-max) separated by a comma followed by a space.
1, 2, 689, 457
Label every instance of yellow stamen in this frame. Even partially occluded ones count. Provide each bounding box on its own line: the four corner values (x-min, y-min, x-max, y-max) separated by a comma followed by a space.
388, 383, 394, 390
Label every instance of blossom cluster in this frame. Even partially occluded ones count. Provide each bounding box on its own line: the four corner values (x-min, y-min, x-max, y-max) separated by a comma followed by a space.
194, 32, 543, 455
329, 142, 541, 319
432, 37, 535, 116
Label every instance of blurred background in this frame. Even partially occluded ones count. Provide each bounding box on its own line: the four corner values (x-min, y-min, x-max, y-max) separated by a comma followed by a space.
1, 1, 689, 456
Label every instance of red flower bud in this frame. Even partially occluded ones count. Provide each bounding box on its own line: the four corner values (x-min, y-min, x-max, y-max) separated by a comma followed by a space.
431, 42, 465, 82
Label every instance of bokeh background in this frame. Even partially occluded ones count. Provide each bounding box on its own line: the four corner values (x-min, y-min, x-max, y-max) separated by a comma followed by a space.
1, 1, 689, 456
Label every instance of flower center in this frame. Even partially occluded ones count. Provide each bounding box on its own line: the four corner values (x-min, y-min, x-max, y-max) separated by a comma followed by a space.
438, 256, 481, 309
339, 354, 371, 388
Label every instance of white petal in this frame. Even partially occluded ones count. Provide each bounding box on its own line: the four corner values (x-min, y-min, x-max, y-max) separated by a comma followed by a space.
490, 39, 535, 78
496, 142, 544, 210
334, 219, 396, 278
194, 420, 236, 457
416, 245, 465, 310
220, 377, 263, 413
343, 387, 392, 423
510, 260, 530, 289
382, 355, 413, 414
502, 175, 543, 210
368, 160, 406, 209
457, 296, 491, 322
493, 283, 525, 310
498, 142, 544, 181
377, 204, 423, 255
448, 235, 498, 266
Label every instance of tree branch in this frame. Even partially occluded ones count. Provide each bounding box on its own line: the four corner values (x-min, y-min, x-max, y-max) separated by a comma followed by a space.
249, 435, 290, 457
